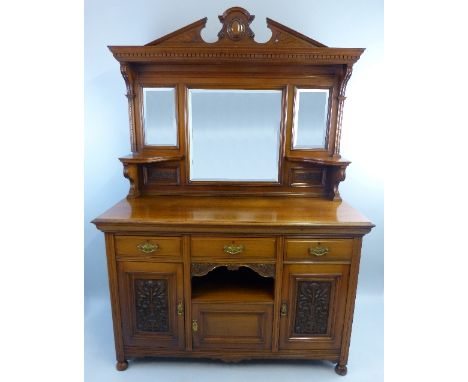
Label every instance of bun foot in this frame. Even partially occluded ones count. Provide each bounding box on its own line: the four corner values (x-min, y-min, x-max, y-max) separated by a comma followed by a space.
116, 360, 128, 371
335, 364, 347, 376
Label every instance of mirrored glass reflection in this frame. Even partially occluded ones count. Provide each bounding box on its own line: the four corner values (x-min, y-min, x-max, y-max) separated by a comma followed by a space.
293, 89, 329, 149
189, 89, 282, 182
143, 88, 177, 146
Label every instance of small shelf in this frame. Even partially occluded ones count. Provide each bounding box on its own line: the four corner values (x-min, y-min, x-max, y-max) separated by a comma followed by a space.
191, 266, 274, 303
119, 154, 184, 164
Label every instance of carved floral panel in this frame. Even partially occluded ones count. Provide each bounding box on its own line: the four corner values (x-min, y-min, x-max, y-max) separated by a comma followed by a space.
293, 280, 331, 335
134, 279, 169, 332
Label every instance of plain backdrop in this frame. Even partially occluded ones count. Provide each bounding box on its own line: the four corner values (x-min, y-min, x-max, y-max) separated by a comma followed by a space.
5, 1, 468, 382
84, 1, 383, 381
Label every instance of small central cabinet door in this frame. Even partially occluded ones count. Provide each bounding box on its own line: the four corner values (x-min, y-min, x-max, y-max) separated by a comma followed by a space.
192, 303, 273, 350
279, 264, 349, 350
117, 262, 184, 349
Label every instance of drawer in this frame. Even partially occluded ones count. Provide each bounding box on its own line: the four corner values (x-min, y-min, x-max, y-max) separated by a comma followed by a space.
285, 238, 353, 261
191, 237, 276, 260
114, 236, 182, 259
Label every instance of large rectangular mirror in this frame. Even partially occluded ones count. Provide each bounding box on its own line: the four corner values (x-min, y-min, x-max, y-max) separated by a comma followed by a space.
143, 87, 178, 146
188, 89, 282, 182
292, 89, 329, 149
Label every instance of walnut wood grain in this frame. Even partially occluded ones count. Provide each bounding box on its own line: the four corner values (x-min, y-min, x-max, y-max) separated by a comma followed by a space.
122, 163, 140, 198
191, 302, 273, 350
93, 7, 373, 375
93, 195, 374, 233
119, 154, 184, 164
191, 237, 276, 260
114, 235, 182, 260
279, 264, 350, 351
338, 237, 364, 369
120, 63, 137, 152
110, 7, 364, 64
117, 262, 185, 350
104, 233, 126, 365
107, 7, 363, 199
284, 238, 354, 262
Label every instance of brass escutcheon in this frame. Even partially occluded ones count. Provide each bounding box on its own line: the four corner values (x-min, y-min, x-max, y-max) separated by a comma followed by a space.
192, 319, 198, 332
280, 303, 288, 317
177, 301, 184, 316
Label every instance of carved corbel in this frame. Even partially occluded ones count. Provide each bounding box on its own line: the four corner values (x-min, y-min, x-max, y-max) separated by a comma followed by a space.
120, 63, 137, 152
334, 66, 353, 156
123, 163, 141, 198
326, 165, 347, 201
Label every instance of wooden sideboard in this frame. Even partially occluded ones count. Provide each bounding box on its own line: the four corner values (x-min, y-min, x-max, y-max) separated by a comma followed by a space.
93, 196, 373, 375
92, 7, 374, 376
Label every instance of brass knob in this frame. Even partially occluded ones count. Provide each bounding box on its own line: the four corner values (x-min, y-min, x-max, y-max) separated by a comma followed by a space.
308, 245, 329, 257
223, 244, 244, 255
177, 301, 184, 316
192, 319, 198, 332
137, 242, 159, 254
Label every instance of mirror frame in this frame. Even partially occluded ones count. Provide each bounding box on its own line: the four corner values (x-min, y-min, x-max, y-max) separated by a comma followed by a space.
135, 83, 185, 156
110, 7, 364, 198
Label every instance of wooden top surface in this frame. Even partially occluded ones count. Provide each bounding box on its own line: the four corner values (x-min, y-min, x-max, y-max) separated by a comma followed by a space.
92, 196, 374, 234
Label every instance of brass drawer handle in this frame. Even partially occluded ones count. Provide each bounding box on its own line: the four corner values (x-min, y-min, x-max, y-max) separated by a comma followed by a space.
192, 319, 198, 332
224, 244, 244, 255
137, 242, 159, 254
177, 301, 184, 316
308, 245, 329, 257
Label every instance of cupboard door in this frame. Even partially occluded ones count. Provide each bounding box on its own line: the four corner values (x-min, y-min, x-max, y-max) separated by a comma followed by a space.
117, 262, 184, 349
279, 264, 349, 350
191, 302, 273, 350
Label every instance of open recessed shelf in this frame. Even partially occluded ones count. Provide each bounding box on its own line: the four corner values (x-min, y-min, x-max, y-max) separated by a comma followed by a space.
191, 266, 275, 302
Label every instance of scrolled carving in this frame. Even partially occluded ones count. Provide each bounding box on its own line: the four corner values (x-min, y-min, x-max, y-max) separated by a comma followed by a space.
294, 281, 331, 335
247, 264, 276, 278
326, 164, 347, 201
123, 163, 140, 198
217, 7, 255, 42
191, 263, 218, 277
191, 263, 275, 278
334, 66, 353, 155
134, 279, 169, 332
120, 63, 137, 152
120, 63, 135, 99
109, 8, 364, 66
